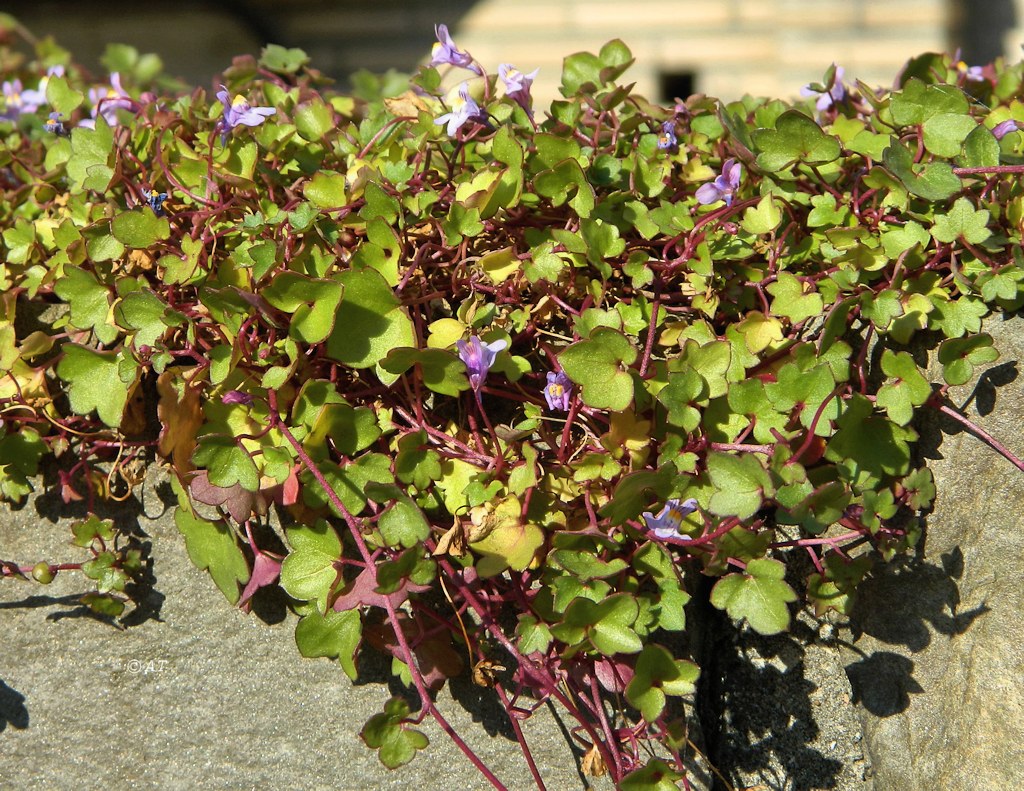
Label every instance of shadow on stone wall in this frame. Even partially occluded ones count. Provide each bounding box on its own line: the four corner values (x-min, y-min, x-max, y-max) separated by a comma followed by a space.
701, 612, 846, 791
0, 679, 29, 734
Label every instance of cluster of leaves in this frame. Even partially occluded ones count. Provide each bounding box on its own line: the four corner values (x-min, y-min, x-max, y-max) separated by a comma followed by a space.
2, 17, 1022, 786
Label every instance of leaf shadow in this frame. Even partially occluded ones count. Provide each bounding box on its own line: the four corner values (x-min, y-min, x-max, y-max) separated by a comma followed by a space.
0, 679, 29, 734
844, 548, 989, 717
699, 603, 845, 791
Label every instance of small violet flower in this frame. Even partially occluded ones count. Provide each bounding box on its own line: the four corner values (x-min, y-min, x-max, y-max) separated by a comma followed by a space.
498, 63, 539, 117
216, 85, 276, 145
44, 112, 67, 136
456, 336, 507, 392
695, 158, 742, 206
992, 119, 1022, 140
642, 498, 700, 540
801, 65, 847, 112
957, 60, 985, 82
1, 79, 42, 120
656, 120, 678, 151
543, 371, 573, 411
221, 390, 253, 406
84, 72, 133, 127
434, 82, 482, 137
429, 24, 482, 74
141, 188, 169, 216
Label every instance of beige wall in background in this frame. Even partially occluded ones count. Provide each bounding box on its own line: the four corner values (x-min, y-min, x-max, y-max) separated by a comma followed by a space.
449, 0, 951, 107
14, 0, 1024, 108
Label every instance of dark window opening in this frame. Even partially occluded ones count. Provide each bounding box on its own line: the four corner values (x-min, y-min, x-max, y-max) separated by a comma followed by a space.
659, 71, 696, 103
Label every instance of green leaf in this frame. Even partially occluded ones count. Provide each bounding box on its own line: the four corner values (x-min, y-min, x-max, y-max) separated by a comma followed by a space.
882, 140, 961, 200
0, 427, 46, 503
56, 345, 134, 427
710, 557, 797, 635
707, 452, 774, 520
752, 109, 841, 171
825, 395, 914, 484
111, 210, 171, 248
325, 269, 415, 370
922, 112, 978, 158
875, 350, 932, 426
67, 117, 115, 192
174, 506, 249, 604
880, 220, 931, 258
259, 43, 310, 74
263, 271, 344, 344
551, 593, 643, 656
516, 614, 553, 655
377, 497, 431, 548
294, 609, 362, 680
361, 698, 429, 769
45, 74, 84, 115
932, 296, 988, 338
889, 78, 969, 126
740, 195, 783, 235
938, 333, 999, 386
380, 347, 470, 396
619, 759, 683, 790
625, 644, 700, 722
394, 431, 443, 489
280, 520, 343, 613
559, 327, 637, 411
114, 290, 185, 347
600, 466, 675, 525
767, 272, 823, 323
192, 435, 260, 491
303, 170, 347, 208
931, 197, 991, 245
294, 99, 334, 142
302, 454, 394, 517
533, 159, 595, 218
53, 265, 119, 344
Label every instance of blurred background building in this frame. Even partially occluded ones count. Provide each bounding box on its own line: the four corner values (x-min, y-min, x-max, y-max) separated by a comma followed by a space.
6, 0, 1023, 104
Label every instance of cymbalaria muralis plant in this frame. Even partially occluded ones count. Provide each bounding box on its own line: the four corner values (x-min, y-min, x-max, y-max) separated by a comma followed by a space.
2, 15, 1024, 788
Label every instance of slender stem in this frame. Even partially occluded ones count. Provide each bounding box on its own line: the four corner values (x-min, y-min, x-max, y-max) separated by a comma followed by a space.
494, 682, 548, 791
935, 400, 1024, 473
266, 393, 508, 790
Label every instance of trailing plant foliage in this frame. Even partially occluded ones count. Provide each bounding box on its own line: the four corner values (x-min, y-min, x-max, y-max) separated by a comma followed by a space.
2, 17, 1023, 786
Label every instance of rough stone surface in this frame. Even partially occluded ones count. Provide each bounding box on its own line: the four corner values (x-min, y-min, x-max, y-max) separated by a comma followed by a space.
699, 596, 873, 791
838, 314, 1024, 791
7, 319, 1022, 790
0, 469, 616, 791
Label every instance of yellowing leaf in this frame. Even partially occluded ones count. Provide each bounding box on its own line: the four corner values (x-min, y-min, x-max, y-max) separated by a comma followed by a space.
479, 247, 521, 284
468, 497, 545, 577
736, 311, 784, 354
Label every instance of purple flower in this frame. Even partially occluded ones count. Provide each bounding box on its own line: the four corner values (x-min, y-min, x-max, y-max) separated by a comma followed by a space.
434, 82, 482, 137
1, 79, 41, 120
85, 73, 134, 126
801, 65, 847, 112
221, 390, 253, 406
429, 24, 481, 74
216, 85, 276, 145
498, 63, 539, 117
642, 498, 700, 540
656, 120, 678, 151
992, 119, 1022, 140
456, 336, 507, 391
695, 158, 742, 206
142, 188, 169, 216
957, 60, 985, 82
44, 112, 67, 136
544, 371, 573, 411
